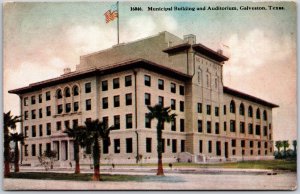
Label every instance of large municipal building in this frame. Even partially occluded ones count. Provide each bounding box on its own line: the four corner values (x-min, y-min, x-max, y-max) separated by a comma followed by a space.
9, 31, 278, 166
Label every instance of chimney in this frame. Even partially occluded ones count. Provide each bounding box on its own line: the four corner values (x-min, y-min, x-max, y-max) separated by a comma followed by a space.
184, 34, 196, 44
63, 68, 71, 74
217, 49, 223, 55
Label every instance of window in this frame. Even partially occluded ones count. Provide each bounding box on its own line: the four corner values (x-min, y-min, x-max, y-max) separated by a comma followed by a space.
239, 103, 245, 115
65, 103, 71, 113
198, 71, 202, 84
158, 79, 164, 90
73, 119, 78, 127
126, 138, 133, 153
232, 150, 236, 155
126, 114, 132, 128
86, 99, 91, 110
180, 101, 184, 112
179, 85, 185, 95
241, 140, 245, 148
171, 83, 176, 93
65, 87, 71, 97
57, 104, 63, 114
145, 93, 151, 105
181, 140, 185, 152
56, 121, 62, 131
24, 111, 28, 120
125, 75, 132, 87
46, 106, 51, 116
197, 103, 202, 113
215, 78, 218, 89
208, 141, 212, 153
39, 108, 42, 118
74, 102, 79, 112
215, 122, 219, 134
172, 139, 177, 153
113, 115, 120, 129
125, 93, 132, 106
64, 121, 70, 130
144, 75, 151, 86
207, 121, 211, 133
223, 105, 227, 115
102, 117, 108, 129
264, 142, 268, 148
248, 123, 253, 134
256, 108, 261, 119
39, 94, 42, 103
206, 105, 211, 115
102, 80, 108, 91
158, 96, 164, 107
263, 110, 267, 121
103, 139, 109, 154
199, 140, 203, 153
102, 97, 108, 109
250, 141, 253, 148
39, 125, 43, 136
198, 120, 202, 133
46, 123, 51, 135
24, 126, 28, 137
39, 144, 42, 156
263, 126, 268, 136
46, 91, 51, 101
146, 138, 152, 153
31, 144, 36, 156
24, 97, 28, 106
258, 141, 261, 148
85, 82, 91, 93
113, 78, 120, 89
230, 120, 236, 132
31, 110, 36, 119
167, 139, 170, 146
171, 99, 176, 110
215, 107, 219, 116
114, 95, 120, 107
180, 119, 185, 132
171, 119, 176, 131
230, 100, 235, 113
162, 139, 165, 153
56, 89, 62, 99
231, 139, 236, 147
206, 74, 210, 87
114, 139, 120, 153
248, 106, 253, 117
73, 86, 79, 96
31, 96, 36, 105
256, 125, 261, 135
240, 122, 245, 133
46, 143, 51, 152
31, 126, 36, 137
145, 114, 151, 128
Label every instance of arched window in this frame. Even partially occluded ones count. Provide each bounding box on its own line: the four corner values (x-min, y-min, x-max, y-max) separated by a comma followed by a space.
73, 85, 79, 96
230, 100, 235, 113
256, 108, 261, 119
239, 103, 245, 116
56, 89, 62, 99
65, 87, 71, 97
263, 110, 267, 121
248, 106, 253, 117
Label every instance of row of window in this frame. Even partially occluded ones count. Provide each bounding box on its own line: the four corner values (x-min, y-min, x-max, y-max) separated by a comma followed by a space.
144, 75, 185, 95
24, 123, 52, 138
197, 120, 269, 136
24, 92, 51, 106
24, 143, 51, 157
229, 101, 268, 120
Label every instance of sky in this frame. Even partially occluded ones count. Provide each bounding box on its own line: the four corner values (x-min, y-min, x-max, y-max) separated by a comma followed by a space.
3, 1, 297, 142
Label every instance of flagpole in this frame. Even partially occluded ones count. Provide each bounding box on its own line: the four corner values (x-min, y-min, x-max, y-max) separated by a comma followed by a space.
117, 1, 119, 44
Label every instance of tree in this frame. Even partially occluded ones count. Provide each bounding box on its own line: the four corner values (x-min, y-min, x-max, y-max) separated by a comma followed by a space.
9, 132, 24, 172
146, 104, 176, 176
63, 125, 86, 174
3, 111, 21, 177
275, 141, 283, 153
38, 150, 57, 171
282, 140, 290, 157
82, 119, 113, 181
292, 140, 297, 155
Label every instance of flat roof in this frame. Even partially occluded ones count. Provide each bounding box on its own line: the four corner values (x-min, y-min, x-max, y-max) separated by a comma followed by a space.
192, 44, 229, 62
8, 58, 192, 95
223, 86, 279, 108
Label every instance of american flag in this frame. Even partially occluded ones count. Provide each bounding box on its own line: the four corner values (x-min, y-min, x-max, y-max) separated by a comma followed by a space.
104, 5, 118, 23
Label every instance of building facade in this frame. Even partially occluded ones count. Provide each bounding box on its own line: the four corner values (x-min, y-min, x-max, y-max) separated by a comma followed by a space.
9, 31, 278, 166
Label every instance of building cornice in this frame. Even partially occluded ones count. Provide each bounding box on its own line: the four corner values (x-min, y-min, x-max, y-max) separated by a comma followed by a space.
192, 44, 229, 62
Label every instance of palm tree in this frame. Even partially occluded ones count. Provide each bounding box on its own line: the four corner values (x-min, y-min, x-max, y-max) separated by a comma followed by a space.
146, 104, 176, 176
82, 119, 113, 181
63, 125, 86, 174
275, 141, 283, 153
282, 140, 290, 157
10, 132, 24, 172
292, 140, 297, 155
4, 111, 21, 177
